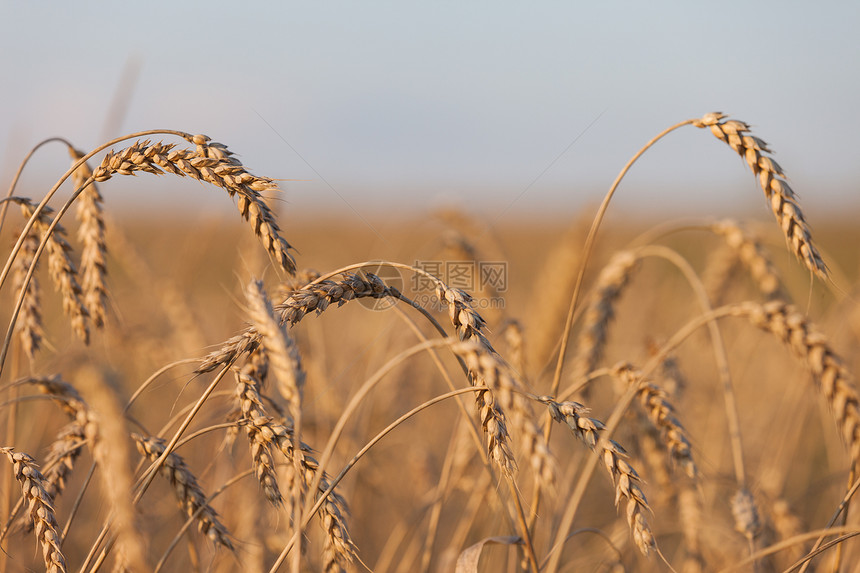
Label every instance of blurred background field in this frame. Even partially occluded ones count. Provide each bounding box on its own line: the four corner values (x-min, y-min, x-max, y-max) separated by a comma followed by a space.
3, 196, 860, 570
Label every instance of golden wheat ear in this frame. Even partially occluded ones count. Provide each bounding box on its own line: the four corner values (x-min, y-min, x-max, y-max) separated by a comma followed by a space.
694, 113, 828, 279
1, 448, 67, 573
131, 433, 234, 550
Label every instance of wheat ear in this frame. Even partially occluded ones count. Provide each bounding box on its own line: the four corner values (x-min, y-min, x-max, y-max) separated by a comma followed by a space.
234, 361, 356, 568
235, 363, 285, 505
731, 488, 762, 544
540, 397, 655, 556
90, 137, 296, 274
245, 280, 305, 421
70, 146, 108, 328
611, 362, 697, 479
710, 219, 784, 300
0, 447, 67, 573
11, 230, 43, 358
572, 250, 640, 381
131, 433, 234, 549
454, 340, 555, 490
733, 301, 860, 460
16, 198, 89, 343
694, 112, 827, 278
198, 273, 395, 373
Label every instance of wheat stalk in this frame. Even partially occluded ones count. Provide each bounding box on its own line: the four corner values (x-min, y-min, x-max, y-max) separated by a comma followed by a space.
693, 112, 827, 278
0, 447, 67, 573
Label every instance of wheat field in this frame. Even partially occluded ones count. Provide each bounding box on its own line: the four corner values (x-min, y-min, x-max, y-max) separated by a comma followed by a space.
1, 113, 859, 572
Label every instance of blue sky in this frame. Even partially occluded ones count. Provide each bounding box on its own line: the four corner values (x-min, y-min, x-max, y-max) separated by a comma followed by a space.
2, 1, 858, 222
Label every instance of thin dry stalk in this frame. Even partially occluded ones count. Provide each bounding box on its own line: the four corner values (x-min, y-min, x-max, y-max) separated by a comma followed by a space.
11, 230, 43, 359
89, 137, 296, 274
0, 447, 67, 573
732, 300, 860, 461
70, 146, 108, 328
540, 397, 655, 556
131, 432, 234, 549
16, 198, 89, 343
610, 362, 697, 479
693, 112, 827, 278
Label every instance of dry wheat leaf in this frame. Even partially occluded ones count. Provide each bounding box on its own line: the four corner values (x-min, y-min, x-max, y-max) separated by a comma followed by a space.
455, 536, 523, 573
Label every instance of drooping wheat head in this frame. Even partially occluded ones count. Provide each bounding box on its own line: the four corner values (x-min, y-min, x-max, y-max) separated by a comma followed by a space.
454, 340, 555, 490
540, 396, 655, 556
198, 273, 397, 374
693, 113, 827, 278
90, 137, 296, 275
733, 300, 860, 461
